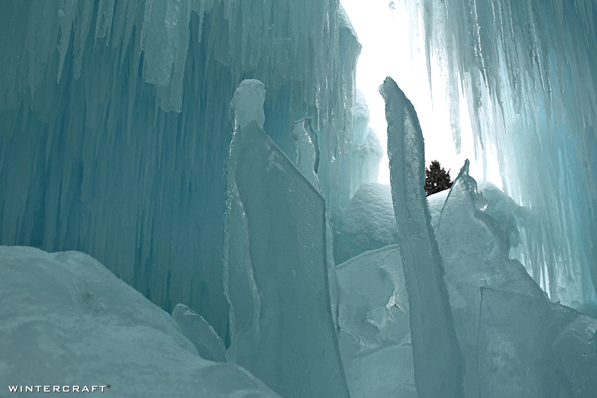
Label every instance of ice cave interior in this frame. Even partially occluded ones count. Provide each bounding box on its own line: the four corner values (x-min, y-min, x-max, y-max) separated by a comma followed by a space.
1, 0, 597, 397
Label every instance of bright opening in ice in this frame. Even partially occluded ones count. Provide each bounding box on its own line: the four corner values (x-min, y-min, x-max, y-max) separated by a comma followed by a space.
341, 0, 503, 188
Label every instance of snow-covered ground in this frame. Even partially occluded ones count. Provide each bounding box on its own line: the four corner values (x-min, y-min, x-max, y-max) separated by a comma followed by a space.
0, 246, 279, 397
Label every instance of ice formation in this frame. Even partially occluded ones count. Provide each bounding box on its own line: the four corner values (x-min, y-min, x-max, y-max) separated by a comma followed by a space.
334, 162, 597, 396
436, 160, 549, 397
2, 0, 597, 396
381, 76, 465, 397
347, 89, 384, 201
0, 246, 279, 397
335, 245, 416, 398
403, 0, 597, 305
478, 288, 597, 398
334, 178, 534, 267
224, 82, 349, 397
292, 117, 321, 190
0, 0, 369, 341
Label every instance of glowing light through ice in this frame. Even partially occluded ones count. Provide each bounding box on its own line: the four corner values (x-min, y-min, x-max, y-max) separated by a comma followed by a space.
341, 0, 503, 187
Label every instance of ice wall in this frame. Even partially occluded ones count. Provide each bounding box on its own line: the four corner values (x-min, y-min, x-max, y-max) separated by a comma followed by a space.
0, 0, 363, 339
403, 0, 597, 304
348, 89, 384, 201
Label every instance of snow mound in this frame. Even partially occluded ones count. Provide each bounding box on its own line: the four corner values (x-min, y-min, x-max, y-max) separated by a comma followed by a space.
335, 180, 527, 265
0, 246, 279, 397
334, 183, 397, 264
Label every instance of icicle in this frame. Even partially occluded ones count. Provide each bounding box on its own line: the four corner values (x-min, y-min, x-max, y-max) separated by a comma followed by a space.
73, 0, 95, 80
93, 0, 115, 47
0, 0, 362, 346
402, 0, 597, 305
56, 0, 77, 84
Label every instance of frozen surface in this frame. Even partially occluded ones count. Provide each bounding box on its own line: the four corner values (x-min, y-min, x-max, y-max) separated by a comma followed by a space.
224, 99, 348, 396
335, 245, 416, 398
334, 182, 477, 264
427, 189, 450, 228
403, 0, 597, 305
335, 176, 535, 266
478, 288, 597, 398
381, 76, 465, 398
476, 180, 532, 250
3, 0, 597, 396
172, 303, 227, 363
436, 160, 548, 397
334, 161, 597, 396
0, 246, 280, 397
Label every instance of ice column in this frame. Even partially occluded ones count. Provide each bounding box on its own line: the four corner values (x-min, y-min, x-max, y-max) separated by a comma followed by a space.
225, 80, 349, 398
380, 76, 465, 398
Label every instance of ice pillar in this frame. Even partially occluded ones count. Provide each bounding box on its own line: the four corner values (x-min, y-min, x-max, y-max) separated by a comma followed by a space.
380, 76, 465, 398
225, 80, 349, 398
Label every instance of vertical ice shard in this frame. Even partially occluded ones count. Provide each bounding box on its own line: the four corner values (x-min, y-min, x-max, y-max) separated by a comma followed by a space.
290, 116, 340, 327
436, 160, 548, 396
225, 81, 349, 398
380, 76, 465, 398
224, 80, 267, 365
335, 245, 416, 398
